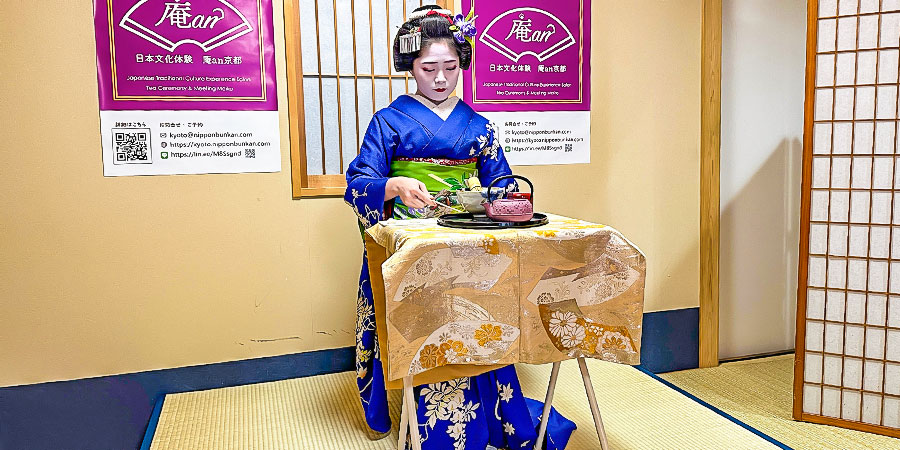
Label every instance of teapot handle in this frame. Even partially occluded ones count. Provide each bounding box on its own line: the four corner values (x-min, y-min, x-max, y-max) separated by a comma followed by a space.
486, 175, 534, 203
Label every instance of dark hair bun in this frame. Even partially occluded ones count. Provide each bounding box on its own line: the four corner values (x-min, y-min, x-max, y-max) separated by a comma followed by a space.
393, 5, 472, 71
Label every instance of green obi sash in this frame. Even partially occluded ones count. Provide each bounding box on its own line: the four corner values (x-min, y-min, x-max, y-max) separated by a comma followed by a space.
389, 159, 477, 220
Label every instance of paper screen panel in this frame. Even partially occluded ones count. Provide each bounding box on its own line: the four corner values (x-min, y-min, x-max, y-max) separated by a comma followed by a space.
297, 0, 439, 176
797, 0, 900, 437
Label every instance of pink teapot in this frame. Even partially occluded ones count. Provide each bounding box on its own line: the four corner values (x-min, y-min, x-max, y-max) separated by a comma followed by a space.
483, 175, 534, 222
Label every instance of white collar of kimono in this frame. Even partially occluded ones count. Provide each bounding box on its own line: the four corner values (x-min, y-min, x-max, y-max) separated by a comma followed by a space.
407, 93, 459, 121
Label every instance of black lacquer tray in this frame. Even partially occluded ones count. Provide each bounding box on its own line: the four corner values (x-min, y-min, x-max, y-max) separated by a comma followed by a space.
437, 212, 549, 229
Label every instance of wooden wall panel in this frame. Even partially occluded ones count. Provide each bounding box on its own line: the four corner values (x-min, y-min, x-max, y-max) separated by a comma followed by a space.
700, 0, 722, 368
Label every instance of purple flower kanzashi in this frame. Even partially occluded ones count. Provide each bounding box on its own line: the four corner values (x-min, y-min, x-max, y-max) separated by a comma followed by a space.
452, 13, 477, 44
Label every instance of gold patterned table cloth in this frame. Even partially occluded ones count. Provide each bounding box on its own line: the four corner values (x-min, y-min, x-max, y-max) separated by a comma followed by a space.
364, 214, 646, 386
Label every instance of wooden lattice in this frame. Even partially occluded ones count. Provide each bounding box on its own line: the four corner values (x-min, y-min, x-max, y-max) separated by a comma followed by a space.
795, 0, 900, 438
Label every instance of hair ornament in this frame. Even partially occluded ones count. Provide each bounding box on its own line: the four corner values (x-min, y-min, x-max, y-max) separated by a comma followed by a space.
425, 9, 454, 23
450, 10, 477, 46
399, 30, 422, 54
393, 6, 474, 69
408, 7, 452, 19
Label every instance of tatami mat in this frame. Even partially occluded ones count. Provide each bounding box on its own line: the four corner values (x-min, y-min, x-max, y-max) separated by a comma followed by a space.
149, 359, 780, 450
660, 354, 900, 450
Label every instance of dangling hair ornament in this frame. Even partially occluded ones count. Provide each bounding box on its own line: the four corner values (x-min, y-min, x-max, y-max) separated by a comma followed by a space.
399, 30, 422, 54
450, 10, 478, 46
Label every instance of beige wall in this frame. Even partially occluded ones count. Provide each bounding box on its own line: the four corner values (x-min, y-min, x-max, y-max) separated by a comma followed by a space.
0, 1, 700, 387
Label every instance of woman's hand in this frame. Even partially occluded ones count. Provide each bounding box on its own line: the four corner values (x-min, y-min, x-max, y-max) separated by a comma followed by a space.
385, 177, 436, 209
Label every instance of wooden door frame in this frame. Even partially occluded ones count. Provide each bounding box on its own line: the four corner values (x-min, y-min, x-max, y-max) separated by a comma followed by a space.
700, 0, 722, 368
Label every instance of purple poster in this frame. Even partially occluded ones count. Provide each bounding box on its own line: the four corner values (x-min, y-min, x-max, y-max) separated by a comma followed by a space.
463, 0, 591, 165
93, 0, 280, 176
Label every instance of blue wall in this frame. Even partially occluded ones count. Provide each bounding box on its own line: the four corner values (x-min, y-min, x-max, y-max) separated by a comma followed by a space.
638, 306, 699, 373
0, 308, 698, 450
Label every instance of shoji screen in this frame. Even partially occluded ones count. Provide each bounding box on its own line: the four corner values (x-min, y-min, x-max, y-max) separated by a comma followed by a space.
795, 0, 900, 437
285, 0, 445, 197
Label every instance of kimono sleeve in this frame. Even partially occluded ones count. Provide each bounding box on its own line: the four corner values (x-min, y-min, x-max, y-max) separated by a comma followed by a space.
476, 122, 516, 190
344, 114, 398, 228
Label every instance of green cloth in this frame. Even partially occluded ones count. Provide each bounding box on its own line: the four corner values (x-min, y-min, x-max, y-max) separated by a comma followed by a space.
388, 160, 477, 220
389, 160, 477, 192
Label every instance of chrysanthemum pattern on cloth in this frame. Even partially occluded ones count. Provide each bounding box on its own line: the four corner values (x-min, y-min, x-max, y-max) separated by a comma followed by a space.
539, 301, 638, 360
408, 321, 520, 376
421, 378, 482, 450
548, 310, 579, 337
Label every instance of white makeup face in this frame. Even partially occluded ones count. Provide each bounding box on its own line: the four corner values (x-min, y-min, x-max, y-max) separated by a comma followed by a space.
411, 40, 460, 102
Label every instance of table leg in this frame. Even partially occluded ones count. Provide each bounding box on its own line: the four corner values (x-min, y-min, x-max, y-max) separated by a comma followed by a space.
577, 357, 610, 450
398, 388, 408, 450
403, 376, 422, 450
533, 361, 561, 450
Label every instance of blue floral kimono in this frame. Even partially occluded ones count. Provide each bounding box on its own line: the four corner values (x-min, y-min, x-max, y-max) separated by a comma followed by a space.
345, 95, 575, 450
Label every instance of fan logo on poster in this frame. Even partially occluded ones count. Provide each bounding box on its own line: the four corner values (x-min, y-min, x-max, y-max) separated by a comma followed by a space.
480, 8, 575, 63
119, 0, 253, 52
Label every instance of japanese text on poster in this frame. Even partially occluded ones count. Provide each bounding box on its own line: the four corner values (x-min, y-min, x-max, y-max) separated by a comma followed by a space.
93, 0, 279, 176
463, 0, 591, 165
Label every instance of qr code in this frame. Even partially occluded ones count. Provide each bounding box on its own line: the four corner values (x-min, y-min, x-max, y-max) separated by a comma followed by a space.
112, 129, 152, 164
244, 148, 255, 158
564, 143, 573, 152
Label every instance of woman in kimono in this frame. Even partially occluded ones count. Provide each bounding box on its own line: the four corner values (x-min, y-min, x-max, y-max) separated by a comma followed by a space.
344, 6, 575, 449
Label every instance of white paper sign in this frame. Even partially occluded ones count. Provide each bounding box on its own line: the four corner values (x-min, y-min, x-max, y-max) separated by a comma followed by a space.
100, 110, 280, 176
480, 111, 591, 165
